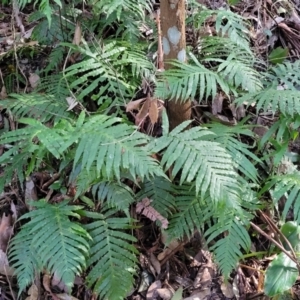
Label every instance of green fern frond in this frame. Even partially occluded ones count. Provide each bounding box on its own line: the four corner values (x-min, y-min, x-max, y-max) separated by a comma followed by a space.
214, 10, 250, 50
263, 172, 300, 223
0, 117, 79, 189
205, 212, 251, 277
266, 60, 300, 90
91, 181, 135, 215
149, 121, 241, 205
1, 93, 72, 122
91, 0, 152, 20
155, 53, 230, 102
36, 74, 72, 100
20, 118, 77, 158
200, 36, 252, 60
166, 185, 213, 240
258, 115, 300, 166
216, 53, 263, 93
115, 43, 155, 79
44, 46, 65, 74
0, 113, 164, 189
74, 114, 165, 181
85, 213, 138, 299
235, 89, 300, 116
206, 123, 261, 182
191, 6, 250, 51
0, 124, 43, 190
9, 200, 90, 293
8, 223, 42, 295
64, 43, 130, 104
0, 146, 32, 190
18, 0, 62, 26
64, 41, 153, 108
136, 176, 176, 217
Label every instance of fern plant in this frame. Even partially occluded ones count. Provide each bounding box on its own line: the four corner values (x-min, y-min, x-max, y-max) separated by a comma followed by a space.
187, 1, 251, 52
17, 0, 62, 25
63, 40, 155, 112
9, 200, 90, 295
88, 0, 152, 42
149, 112, 241, 204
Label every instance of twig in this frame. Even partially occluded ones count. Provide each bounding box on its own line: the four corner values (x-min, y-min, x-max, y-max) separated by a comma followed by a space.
239, 263, 265, 274
250, 221, 300, 268
258, 210, 298, 261
42, 173, 61, 190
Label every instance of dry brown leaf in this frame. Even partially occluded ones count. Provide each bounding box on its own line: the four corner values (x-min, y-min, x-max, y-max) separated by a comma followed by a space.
73, 22, 82, 46
175, 276, 193, 288
211, 93, 224, 115
139, 253, 149, 269
29, 73, 40, 89
157, 239, 181, 261
193, 262, 215, 289
25, 284, 39, 300
52, 271, 68, 292
10, 202, 17, 222
0, 249, 15, 276
66, 97, 78, 111
43, 272, 60, 300
126, 98, 146, 112
157, 288, 173, 300
25, 176, 38, 208
190, 250, 204, 267
136, 198, 168, 229
232, 104, 245, 120
0, 86, 7, 99
149, 99, 158, 125
0, 212, 13, 252
146, 280, 161, 300
183, 289, 210, 300
43, 273, 52, 293
23, 27, 35, 39
149, 253, 161, 276
57, 294, 79, 300
220, 282, 234, 298
135, 97, 150, 126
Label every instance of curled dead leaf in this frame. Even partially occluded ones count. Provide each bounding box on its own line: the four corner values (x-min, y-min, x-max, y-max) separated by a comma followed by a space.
135, 97, 151, 126
29, 73, 40, 89
126, 98, 146, 112
149, 252, 161, 276
0, 212, 13, 252
149, 99, 158, 125
0, 85, 7, 99
146, 280, 161, 300
157, 288, 173, 300
136, 198, 169, 229
73, 22, 82, 46
0, 249, 15, 276
25, 284, 38, 300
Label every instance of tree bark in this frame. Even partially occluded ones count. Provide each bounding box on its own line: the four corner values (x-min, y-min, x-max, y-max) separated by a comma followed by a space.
160, 0, 191, 130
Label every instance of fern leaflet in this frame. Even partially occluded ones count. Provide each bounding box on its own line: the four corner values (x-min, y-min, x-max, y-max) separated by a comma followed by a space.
84, 212, 138, 300
205, 211, 251, 277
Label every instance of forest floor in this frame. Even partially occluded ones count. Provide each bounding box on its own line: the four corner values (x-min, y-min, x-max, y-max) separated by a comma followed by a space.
2, 0, 300, 299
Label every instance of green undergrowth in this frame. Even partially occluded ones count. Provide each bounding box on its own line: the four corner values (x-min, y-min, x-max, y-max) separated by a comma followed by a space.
1, 0, 300, 298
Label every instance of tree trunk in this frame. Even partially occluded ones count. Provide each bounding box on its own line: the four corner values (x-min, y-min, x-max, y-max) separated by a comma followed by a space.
160, 0, 191, 130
